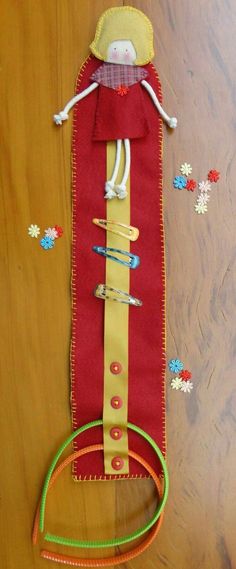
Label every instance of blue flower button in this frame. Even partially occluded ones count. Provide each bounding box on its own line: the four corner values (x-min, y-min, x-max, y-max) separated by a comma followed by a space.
173, 175, 187, 190
40, 236, 55, 250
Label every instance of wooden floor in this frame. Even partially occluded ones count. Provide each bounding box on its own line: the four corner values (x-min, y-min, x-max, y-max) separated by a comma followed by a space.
1, 1, 236, 567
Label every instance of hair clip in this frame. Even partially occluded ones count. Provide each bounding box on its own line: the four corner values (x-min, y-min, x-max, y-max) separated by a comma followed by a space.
92, 246, 140, 269
92, 218, 139, 242
94, 284, 142, 307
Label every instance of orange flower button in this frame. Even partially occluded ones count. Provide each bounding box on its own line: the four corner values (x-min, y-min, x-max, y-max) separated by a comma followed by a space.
116, 84, 129, 96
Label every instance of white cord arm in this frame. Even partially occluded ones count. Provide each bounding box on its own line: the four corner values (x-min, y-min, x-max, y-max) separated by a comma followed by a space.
141, 80, 177, 128
53, 82, 99, 125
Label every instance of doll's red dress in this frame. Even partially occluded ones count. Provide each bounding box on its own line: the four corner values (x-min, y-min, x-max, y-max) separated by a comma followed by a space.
90, 62, 150, 141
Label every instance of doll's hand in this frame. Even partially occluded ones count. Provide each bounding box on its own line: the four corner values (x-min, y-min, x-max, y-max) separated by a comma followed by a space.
168, 117, 178, 129
53, 111, 69, 125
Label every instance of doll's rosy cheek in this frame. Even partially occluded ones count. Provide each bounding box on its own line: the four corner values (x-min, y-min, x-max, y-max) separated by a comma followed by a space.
124, 51, 131, 62
112, 48, 119, 61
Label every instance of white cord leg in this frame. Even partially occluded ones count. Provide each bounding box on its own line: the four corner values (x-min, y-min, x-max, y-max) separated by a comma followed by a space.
122, 139, 131, 186
105, 139, 122, 200
115, 139, 131, 200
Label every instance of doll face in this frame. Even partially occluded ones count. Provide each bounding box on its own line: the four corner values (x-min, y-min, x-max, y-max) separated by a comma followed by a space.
106, 40, 136, 65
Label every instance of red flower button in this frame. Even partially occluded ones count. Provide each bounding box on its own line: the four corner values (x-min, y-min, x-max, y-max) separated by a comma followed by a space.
179, 369, 192, 381
186, 179, 197, 192
116, 84, 129, 96
54, 224, 63, 238
111, 456, 124, 471
208, 169, 220, 183
110, 427, 123, 440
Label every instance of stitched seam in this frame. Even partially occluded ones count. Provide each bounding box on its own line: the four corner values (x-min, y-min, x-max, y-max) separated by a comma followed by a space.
70, 55, 93, 479
151, 63, 167, 461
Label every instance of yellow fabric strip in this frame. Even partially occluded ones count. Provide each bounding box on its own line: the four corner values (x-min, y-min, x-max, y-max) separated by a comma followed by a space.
103, 141, 130, 475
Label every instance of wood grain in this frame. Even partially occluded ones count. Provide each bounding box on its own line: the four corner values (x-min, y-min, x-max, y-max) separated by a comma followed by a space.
1, 1, 236, 568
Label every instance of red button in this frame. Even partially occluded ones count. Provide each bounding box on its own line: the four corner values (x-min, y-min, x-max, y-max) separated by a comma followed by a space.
110, 361, 122, 375
111, 456, 124, 471
110, 396, 123, 409
110, 427, 123, 440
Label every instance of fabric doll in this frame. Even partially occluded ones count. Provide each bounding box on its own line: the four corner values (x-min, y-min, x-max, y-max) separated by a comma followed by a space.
54, 6, 177, 200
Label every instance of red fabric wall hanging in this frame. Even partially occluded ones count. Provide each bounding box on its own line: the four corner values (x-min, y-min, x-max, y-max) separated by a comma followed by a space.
71, 55, 166, 480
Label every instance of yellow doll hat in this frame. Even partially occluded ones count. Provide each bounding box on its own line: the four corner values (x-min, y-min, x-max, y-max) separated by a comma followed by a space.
90, 6, 154, 66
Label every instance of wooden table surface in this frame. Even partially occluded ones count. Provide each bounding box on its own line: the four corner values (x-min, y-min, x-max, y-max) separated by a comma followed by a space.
1, 1, 236, 568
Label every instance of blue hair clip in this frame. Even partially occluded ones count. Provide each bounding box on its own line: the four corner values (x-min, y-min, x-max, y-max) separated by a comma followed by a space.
92, 246, 140, 269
